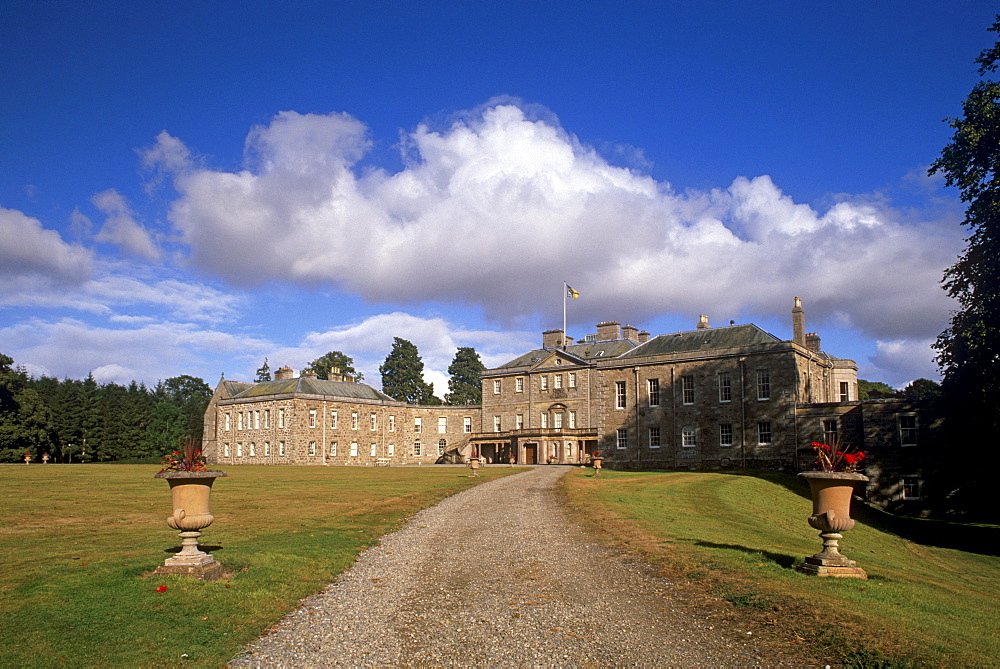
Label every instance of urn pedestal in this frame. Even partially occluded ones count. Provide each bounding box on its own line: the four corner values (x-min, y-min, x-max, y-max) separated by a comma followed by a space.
797, 471, 869, 579
153, 470, 227, 580
468, 457, 481, 476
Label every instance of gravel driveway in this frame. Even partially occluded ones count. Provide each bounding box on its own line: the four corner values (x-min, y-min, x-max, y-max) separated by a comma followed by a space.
231, 465, 803, 667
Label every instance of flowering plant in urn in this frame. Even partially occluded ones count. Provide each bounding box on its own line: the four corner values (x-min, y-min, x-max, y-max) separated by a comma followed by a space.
158, 437, 209, 473
808, 439, 866, 473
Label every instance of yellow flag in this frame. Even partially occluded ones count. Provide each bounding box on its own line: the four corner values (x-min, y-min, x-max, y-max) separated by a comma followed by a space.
567, 285, 579, 299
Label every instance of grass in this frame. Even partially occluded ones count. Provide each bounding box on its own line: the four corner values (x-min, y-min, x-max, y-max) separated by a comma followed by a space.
0, 463, 523, 667
562, 468, 1000, 667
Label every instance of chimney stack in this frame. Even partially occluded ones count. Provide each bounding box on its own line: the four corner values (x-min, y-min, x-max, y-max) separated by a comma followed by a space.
596, 321, 622, 341
792, 297, 806, 346
274, 366, 294, 381
697, 314, 710, 330
622, 324, 639, 341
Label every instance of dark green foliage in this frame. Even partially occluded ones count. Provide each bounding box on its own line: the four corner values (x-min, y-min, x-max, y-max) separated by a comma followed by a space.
254, 358, 272, 382
379, 338, 439, 404
928, 16, 1000, 516
0, 352, 211, 462
901, 378, 942, 402
445, 347, 484, 405
858, 379, 897, 400
306, 350, 363, 381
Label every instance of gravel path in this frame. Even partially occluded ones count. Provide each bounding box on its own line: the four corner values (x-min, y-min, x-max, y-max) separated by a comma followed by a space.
231, 466, 802, 667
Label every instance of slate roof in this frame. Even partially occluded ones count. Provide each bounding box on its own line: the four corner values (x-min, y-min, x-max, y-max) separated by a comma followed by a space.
618, 324, 781, 358
231, 378, 395, 402
493, 339, 639, 369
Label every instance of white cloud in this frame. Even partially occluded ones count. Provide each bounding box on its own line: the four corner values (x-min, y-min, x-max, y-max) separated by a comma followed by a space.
144, 101, 962, 347
259, 312, 534, 397
0, 207, 92, 286
866, 337, 941, 387
91, 189, 162, 262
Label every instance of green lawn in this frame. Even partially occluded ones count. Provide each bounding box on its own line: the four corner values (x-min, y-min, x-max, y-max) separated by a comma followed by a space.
0, 463, 522, 668
563, 468, 1000, 667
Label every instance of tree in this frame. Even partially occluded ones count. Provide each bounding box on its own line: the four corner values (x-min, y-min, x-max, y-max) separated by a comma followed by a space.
306, 351, 363, 381
445, 347, 485, 405
857, 379, 897, 400
255, 358, 272, 382
379, 338, 438, 404
927, 15, 1000, 516
153, 375, 212, 443
901, 378, 943, 402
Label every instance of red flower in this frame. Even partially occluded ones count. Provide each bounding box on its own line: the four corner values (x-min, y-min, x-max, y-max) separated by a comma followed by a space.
156, 585, 168, 593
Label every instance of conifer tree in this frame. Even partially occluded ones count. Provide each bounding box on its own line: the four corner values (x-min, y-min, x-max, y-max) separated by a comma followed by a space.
255, 358, 272, 382
305, 351, 363, 381
445, 347, 485, 405
379, 338, 438, 404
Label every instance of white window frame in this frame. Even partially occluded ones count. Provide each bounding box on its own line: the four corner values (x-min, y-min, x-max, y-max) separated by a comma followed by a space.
331, 411, 338, 429
350, 442, 358, 457
414, 417, 422, 433
264, 410, 270, 429
682, 376, 695, 405
309, 441, 317, 456
351, 412, 359, 430
648, 426, 661, 449
647, 378, 660, 407
279, 408, 285, 428
370, 443, 377, 457
615, 381, 627, 409
902, 476, 921, 500
616, 428, 628, 450
414, 440, 421, 456
568, 410, 576, 429
719, 373, 731, 402
438, 439, 446, 455
720, 423, 733, 447
279, 441, 285, 456
899, 415, 918, 446
330, 441, 337, 457
757, 421, 772, 445
541, 375, 549, 390
493, 379, 502, 394
516, 377, 524, 393
309, 409, 317, 428
555, 374, 563, 389
568, 372, 577, 388
463, 416, 472, 433
438, 417, 447, 434
682, 426, 696, 448
371, 413, 377, 431
493, 415, 502, 432
389, 415, 395, 432
541, 413, 548, 428
516, 413, 524, 429
756, 369, 771, 401
225, 414, 231, 431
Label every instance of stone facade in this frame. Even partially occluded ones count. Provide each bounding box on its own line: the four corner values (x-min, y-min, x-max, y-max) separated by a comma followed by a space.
203, 377, 480, 466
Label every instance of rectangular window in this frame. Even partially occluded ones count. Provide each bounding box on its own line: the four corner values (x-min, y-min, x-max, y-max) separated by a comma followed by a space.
647, 378, 660, 406
553, 412, 563, 429
331, 411, 338, 429
682, 426, 696, 448
719, 372, 733, 402
264, 441, 271, 456
246, 411, 252, 430
224, 443, 230, 457
568, 410, 576, 429
225, 414, 231, 431
370, 443, 377, 457
414, 417, 422, 433
900, 416, 917, 446
758, 421, 772, 445
309, 409, 317, 428
308, 441, 316, 456
494, 415, 502, 432
493, 379, 502, 394
388, 443, 395, 457
648, 426, 661, 449
249, 442, 256, 456
720, 423, 733, 447
756, 369, 771, 400
823, 419, 838, 445
438, 439, 446, 455
388, 415, 395, 432
236, 443, 243, 457
279, 441, 285, 456
438, 417, 447, 434
515, 413, 524, 429
329, 441, 337, 457
568, 372, 577, 388
616, 428, 628, 449
238, 412, 244, 430
902, 476, 921, 500
463, 416, 472, 433
516, 377, 524, 393
279, 408, 285, 428
682, 375, 695, 404
351, 412, 359, 430
541, 413, 548, 428
264, 410, 270, 428
414, 440, 421, 456
350, 442, 358, 457
840, 381, 850, 402
555, 374, 563, 389
255, 410, 261, 429
371, 413, 377, 431
541, 375, 549, 390
615, 381, 627, 409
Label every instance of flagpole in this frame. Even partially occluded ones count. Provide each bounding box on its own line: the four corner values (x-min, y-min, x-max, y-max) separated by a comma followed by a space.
564, 282, 569, 348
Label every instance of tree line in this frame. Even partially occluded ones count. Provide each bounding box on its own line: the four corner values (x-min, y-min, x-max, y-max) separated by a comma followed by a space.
0, 353, 212, 463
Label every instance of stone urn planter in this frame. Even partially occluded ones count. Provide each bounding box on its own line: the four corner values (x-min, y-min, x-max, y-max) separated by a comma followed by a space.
153, 470, 227, 580
591, 455, 603, 476
468, 456, 481, 476
796, 471, 869, 578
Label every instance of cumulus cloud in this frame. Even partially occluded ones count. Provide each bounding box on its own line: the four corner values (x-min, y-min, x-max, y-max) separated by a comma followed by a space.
144, 101, 961, 346
91, 189, 161, 261
261, 312, 535, 396
867, 337, 941, 387
0, 207, 92, 286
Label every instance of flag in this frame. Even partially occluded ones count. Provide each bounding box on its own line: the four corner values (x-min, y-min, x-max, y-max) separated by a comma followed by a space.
567, 285, 580, 299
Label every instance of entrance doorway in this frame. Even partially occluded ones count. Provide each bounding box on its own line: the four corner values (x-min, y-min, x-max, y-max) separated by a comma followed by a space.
524, 444, 537, 465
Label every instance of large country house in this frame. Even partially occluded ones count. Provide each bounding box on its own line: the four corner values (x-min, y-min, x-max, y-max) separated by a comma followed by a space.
203, 298, 928, 510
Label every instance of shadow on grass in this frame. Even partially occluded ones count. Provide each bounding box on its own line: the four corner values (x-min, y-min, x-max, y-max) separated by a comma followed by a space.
694, 540, 798, 569
727, 471, 1000, 557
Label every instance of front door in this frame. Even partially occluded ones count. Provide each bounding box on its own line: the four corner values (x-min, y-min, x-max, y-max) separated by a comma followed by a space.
524, 444, 537, 465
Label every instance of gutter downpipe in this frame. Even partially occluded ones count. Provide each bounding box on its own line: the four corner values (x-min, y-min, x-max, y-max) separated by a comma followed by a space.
739, 357, 747, 469
634, 366, 641, 469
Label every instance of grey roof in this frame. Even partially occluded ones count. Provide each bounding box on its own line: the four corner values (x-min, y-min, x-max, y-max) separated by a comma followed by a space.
619, 324, 781, 358
232, 378, 395, 402
493, 339, 639, 369
220, 380, 254, 398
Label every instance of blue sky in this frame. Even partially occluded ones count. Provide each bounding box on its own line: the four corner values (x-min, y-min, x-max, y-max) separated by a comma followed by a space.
1, 1, 995, 393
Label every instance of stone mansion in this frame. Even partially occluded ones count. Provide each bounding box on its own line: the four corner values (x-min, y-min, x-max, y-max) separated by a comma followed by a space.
203, 298, 926, 508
